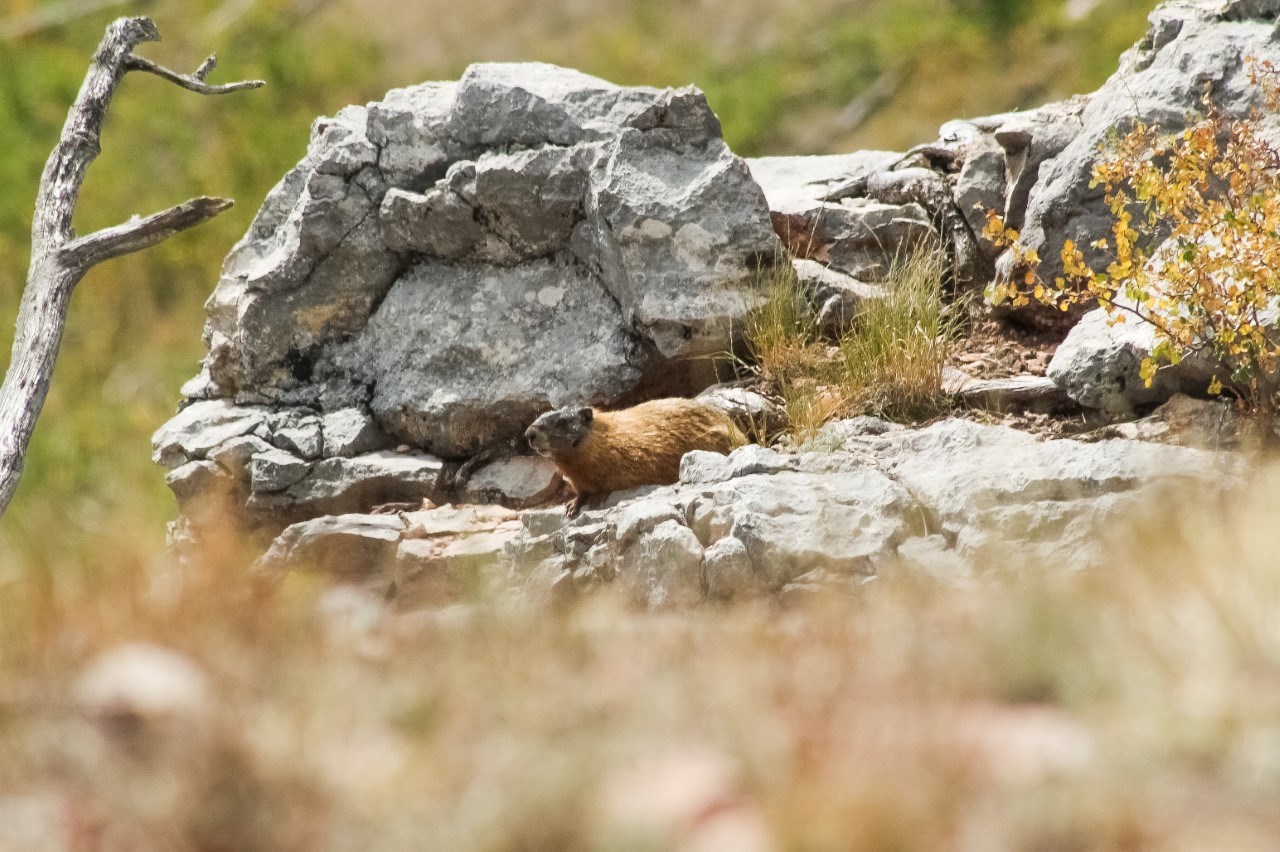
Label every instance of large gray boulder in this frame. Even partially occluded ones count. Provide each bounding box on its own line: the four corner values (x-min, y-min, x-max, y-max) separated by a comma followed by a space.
157, 62, 781, 523
180, 62, 778, 457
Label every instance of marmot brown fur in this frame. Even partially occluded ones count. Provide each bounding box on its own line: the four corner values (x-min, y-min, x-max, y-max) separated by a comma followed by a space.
525, 398, 746, 515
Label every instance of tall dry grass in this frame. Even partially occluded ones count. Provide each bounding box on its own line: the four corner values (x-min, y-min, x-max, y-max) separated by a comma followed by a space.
746, 249, 958, 440
3, 468, 1280, 849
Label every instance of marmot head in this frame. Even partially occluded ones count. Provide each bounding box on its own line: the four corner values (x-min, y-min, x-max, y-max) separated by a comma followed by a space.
525, 406, 594, 457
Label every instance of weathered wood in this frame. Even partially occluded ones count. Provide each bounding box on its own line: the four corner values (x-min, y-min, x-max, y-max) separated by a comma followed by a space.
0, 17, 263, 517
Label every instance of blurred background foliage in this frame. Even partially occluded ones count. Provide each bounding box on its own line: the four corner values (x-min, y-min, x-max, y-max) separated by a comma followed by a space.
0, 0, 1150, 569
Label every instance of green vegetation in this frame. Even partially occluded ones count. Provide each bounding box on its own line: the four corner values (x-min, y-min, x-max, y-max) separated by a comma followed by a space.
746, 248, 957, 439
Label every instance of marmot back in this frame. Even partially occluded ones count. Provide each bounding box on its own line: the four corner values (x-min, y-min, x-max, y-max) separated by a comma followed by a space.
525, 398, 746, 514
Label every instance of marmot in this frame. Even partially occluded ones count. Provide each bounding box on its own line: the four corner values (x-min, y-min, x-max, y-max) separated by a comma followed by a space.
525, 398, 746, 515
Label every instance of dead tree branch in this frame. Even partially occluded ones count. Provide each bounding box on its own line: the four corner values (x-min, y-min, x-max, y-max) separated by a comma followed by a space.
0, 16, 263, 517
124, 54, 265, 94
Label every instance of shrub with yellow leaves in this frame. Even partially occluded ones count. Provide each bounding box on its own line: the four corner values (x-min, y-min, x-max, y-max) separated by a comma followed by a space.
985, 60, 1280, 418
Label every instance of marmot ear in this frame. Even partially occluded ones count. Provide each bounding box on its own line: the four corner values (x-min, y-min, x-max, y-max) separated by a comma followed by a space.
577, 407, 593, 424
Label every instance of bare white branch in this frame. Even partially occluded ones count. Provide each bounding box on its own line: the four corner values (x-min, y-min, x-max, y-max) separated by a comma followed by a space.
124, 54, 265, 94
61, 197, 235, 268
0, 16, 260, 517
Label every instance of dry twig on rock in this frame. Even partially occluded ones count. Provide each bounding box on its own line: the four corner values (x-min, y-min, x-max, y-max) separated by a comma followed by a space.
0, 16, 263, 516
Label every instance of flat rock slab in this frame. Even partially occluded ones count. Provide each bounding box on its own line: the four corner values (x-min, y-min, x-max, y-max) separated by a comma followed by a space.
259, 504, 523, 607
249, 418, 1238, 611
508, 418, 1238, 608
943, 369, 1072, 414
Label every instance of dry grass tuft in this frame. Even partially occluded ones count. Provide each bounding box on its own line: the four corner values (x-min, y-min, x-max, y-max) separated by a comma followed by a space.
746, 248, 957, 440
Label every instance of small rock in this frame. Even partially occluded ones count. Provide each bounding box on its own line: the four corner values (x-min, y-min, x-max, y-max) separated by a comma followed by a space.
271, 413, 324, 459
321, 407, 389, 458
790, 257, 887, 338
151, 399, 267, 469
249, 448, 312, 493
256, 513, 406, 584
697, 385, 785, 440
207, 434, 276, 477
165, 460, 236, 511
703, 536, 761, 600
460, 455, 562, 508
944, 370, 1072, 414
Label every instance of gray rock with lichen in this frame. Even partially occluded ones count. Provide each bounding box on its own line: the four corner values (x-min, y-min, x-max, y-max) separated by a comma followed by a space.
158, 60, 778, 521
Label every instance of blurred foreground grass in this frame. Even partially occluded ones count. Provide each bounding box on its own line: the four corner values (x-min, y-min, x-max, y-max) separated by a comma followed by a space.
3, 468, 1280, 848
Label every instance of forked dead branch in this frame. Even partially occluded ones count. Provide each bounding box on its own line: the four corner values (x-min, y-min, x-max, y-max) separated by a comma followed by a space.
0, 16, 262, 517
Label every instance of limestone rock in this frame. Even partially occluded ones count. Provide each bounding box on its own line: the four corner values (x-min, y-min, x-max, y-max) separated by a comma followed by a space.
1087, 393, 1262, 450
186, 62, 776, 460
580, 124, 779, 359
746, 151, 900, 216
696, 384, 786, 440
395, 529, 519, 606
860, 418, 1229, 572
943, 369, 1072, 414
951, 134, 1007, 262
768, 196, 938, 282
459, 456, 563, 508
164, 460, 237, 513
703, 536, 762, 600
1046, 307, 1219, 414
508, 418, 1238, 600
790, 258, 887, 338
321, 407, 389, 458
264, 451, 445, 516
249, 448, 312, 493
344, 257, 641, 458
207, 435, 276, 478
151, 400, 267, 469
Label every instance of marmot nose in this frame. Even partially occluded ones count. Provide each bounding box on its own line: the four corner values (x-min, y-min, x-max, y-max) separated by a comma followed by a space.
524, 426, 537, 445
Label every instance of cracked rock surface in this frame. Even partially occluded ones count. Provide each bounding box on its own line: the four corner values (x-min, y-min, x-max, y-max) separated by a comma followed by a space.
253, 419, 1235, 609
